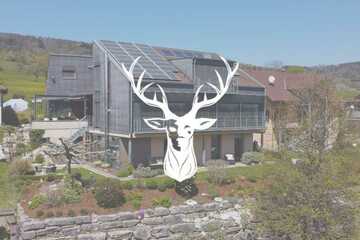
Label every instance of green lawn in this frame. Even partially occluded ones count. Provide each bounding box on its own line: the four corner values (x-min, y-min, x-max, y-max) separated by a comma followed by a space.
0, 70, 45, 102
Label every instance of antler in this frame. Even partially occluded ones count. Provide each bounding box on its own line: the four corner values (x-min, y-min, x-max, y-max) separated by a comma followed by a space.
189, 56, 239, 116
121, 57, 174, 118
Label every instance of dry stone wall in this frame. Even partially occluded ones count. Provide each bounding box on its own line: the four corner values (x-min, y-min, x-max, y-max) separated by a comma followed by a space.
17, 198, 258, 240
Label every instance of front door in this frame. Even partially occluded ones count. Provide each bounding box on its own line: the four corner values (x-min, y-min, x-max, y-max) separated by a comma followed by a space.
234, 136, 244, 161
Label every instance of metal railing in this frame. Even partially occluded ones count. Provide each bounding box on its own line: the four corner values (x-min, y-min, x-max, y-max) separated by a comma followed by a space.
133, 113, 265, 133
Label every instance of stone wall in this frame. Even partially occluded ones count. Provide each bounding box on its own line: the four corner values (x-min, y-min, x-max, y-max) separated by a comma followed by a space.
17, 198, 257, 240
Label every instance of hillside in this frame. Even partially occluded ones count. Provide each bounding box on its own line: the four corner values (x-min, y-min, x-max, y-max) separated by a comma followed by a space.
0, 32, 91, 101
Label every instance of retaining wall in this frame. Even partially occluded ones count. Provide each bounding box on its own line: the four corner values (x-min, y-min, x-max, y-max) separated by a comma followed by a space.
17, 198, 258, 240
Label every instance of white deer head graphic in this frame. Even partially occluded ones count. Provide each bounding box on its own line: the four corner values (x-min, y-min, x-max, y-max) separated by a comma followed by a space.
121, 56, 239, 182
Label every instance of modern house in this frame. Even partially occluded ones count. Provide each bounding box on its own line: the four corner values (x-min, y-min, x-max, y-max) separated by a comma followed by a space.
33, 40, 266, 167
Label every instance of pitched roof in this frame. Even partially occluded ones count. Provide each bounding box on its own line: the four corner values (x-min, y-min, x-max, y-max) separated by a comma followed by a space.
243, 68, 322, 102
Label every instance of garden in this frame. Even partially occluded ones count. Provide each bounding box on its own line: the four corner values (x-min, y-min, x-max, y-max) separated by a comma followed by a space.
11, 156, 276, 219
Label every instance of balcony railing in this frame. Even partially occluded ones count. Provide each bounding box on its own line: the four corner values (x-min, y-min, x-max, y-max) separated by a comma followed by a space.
133, 113, 265, 133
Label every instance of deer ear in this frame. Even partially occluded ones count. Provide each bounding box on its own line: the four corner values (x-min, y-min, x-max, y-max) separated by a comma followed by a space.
144, 118, 166, 130
195, 118, 216, 130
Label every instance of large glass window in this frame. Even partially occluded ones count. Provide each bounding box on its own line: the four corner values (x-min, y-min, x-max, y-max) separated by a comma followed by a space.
211, 135, 221, 159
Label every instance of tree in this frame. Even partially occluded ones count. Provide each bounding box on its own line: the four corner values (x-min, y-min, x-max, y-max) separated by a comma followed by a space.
59, 138, 76, 175
254, 81, 356, 239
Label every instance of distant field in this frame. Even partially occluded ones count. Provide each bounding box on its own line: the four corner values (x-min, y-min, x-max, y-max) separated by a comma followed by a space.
0, 70, 45, 101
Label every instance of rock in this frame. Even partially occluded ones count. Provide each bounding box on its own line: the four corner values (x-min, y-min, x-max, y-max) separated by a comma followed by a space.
97, 214, 119, 222
35, 226, 59, 237
122, 219, 140, 227
108, 230, 133, 240
201, 220, 223, 232
78, 232, 106, 240
151, 226, 169, 238
46, 217, 75, 226
61, 226, 80, 236
22, 220, 45, 231
170, 223, 197, 233
99, 221, 123, 230
142, 217, 163, 225
134, 225, 151, 240
21, 230, 36, 240
233, 230, 256, 240
162, 215, 183, 225
73, 215, 92, 224
203, 202, 219, 211
118, 212, 137, 220
153, 207, 170, 216
214, 197, 223, 202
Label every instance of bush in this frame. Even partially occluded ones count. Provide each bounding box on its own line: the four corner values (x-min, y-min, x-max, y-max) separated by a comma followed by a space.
158, 184, 167, 192
55, 210, 63, 217
80, 209, 89, 215
15, 143, 29, 156
3, 106, 19, 126
144, 179, 158, 189
47, 189, 65, 207
206, 160, 234, 185
45, 211, 54, 218
94, 179, 125, 208
133, 165, 163, 178
120, 181, 134, 190
207, 184, 219, 198
152, 196, 172, 208
64, 186, 82, 204
241, 151, 265, 165
29, 129, 45, 149
9, 159, 33, 176
162, 178, 176, 189
36, 210, 44, 218
0, 226, 10, 240
117, 164, 134, 177
127, 192, 143, 210
175, 178, 198, 199
28, 195, 46, 209
67, 209, 76, 217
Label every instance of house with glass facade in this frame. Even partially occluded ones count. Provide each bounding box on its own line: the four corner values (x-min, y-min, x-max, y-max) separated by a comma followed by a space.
35, 40, 266, 167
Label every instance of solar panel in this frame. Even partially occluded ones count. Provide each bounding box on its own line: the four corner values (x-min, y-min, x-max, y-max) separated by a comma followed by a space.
100, 40, 151, 78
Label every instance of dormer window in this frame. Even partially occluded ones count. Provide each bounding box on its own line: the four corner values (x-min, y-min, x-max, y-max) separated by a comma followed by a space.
62, 66, 76, 80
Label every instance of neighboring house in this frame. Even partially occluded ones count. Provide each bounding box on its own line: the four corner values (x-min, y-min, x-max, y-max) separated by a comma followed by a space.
33, 40, 266, 167
247, 68, 322, 151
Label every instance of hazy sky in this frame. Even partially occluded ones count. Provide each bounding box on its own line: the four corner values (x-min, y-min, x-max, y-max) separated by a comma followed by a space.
0, 0, 359, 66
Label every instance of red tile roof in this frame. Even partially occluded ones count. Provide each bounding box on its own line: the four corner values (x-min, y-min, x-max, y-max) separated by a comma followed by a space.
243, 68, 322, 102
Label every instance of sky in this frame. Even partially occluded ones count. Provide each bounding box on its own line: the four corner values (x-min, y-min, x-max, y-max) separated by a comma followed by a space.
0, 0, 359, 66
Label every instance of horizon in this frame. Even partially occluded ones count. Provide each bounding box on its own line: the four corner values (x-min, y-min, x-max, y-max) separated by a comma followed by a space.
1, 1, 359, 66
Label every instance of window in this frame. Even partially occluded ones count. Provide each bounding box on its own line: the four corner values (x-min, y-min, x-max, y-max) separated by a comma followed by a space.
211, 135, 221, 159
62, 65, 76, 80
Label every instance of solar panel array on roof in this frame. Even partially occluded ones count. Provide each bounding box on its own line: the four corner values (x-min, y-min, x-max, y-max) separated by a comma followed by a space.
99, 40, 178, 80
154, 47, 219, 60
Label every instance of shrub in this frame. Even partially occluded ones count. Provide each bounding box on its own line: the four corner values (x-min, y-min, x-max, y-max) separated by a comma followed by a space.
67, 209, 76, 217
134, 180, 146, 189
47, 189, 65, 207
120, 181, 134, 190
152, 196, 172, 208
162, 178, 176, 189
9, 159, 33, 176
127, 192, 143, 210
62, 177, 83, 204
240, 152, 265, 165
144, 179, 158, 189
94, 179, 125, 208
0, 226, 10, 240
158, 184, 167, 192
207, 184, 219, 198
133, 165, 163, 178
15, 143, 28, 156
36, 210, 44, 218
29, 129, 45, 149
80, 209, 89, 215
45, 211, 54, 218
206, 160, 234, 185
28, 195, 46, 209
45, 174, 57, 182
175, 178, 198, 199
117, 164, 134, 177
55, 210, 63, 217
